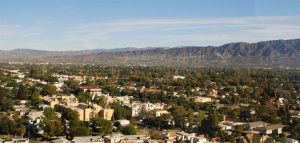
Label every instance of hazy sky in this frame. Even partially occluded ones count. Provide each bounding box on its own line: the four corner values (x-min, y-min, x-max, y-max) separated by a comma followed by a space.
0, 0, 300, 51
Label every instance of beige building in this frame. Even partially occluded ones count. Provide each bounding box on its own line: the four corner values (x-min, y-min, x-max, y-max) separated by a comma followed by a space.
99, 109, 114, 121
71, 104, 93, 122
193, 96, 212, 103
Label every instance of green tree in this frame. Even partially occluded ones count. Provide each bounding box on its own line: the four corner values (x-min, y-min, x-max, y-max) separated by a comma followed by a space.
170, 105, 186, 128
31, 89, 42, 106
42, 107, 64, 137
69, 126, 90, 137
77, 92, 92, 103
0, 116, 16, 135
200, 110, 220, 137
291, 121, 300, 141
0, 98, 14, 112
91, 117, 113, 136
43, 107, 56, 119
17, 84, 28, 100
42, 118, 64, 137
110, 102, 132, 120
63, 79, 80, 95
41, 84, 57, 96
122, 125, 136, 135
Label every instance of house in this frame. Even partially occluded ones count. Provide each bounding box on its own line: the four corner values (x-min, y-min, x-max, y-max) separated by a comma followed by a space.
214, 104, 239, 110
52, 74, 69, 82
161, 131, 177, 142
54, 82, 66, 91
38, 104, 50, 110
113, 96, 133, 106
103, 134, 149, 143
72, 136, 104, 143
43, 95, 79, 108
246, 121, 269, 130
131, 102, 167, 117
0, 138, 29, 143
208, 89, 218, 97
173, 76, 185, 80
192, 136, 207, 143
13, 105, 29, 116
80, 86, 103, 98
176, 131, 196, 142
120, 135, 149, 143
193, 96, 212, 103
43, 96, 60, 108
51, 138, 70, 143
69, 75, 84, 84
155, 110, 170, 117
103, 134, 123, 143
254, 124, 285, 135
116, 119, 130, 127
27, 110, 45, 123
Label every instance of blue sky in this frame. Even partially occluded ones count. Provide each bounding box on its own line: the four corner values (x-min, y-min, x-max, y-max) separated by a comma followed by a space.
0, 0, 300, 51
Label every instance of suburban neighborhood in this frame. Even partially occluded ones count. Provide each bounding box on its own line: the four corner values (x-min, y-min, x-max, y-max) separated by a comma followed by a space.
0, 64, 299, 143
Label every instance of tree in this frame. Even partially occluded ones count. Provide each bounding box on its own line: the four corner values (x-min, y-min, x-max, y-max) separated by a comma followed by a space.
42, 108, 64, 137
31, 89, 42, 106
122, 125, 136, 135
18, 125, 26, 138
200, 110, 220, 137
63, 79, 80, 95
93, 96, 109, 107
0, 116, 16, 135
41, 84, 57, 96
77, 92, 92, 103
291, 121, 300, 141
0, 86, 9, 98
170, 105, 186, 128
69, 126, 90, 137
0, 98, 14, 112
110, 102, 132, 120
42, 118, 64, 137
43, 107, 56, 119
91, 117, 113, 136
17, 84, 28, 100
143, 114, 172, 129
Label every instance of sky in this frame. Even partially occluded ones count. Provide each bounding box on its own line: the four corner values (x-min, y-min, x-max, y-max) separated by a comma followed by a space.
0, 0, 300, 51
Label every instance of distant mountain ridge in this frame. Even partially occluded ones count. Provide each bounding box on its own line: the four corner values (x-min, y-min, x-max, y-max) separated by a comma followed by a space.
2, 38, 300, 67
0, 47, 139, 61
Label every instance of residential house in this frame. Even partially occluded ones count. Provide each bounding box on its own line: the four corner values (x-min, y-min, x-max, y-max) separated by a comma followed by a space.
131, 102, 167, 117
72, 136, 104, 143
104, 134, 149, 143
155, 110, 170, 117
176, 131, 197, 142
254, 124, 285, 135
193, 96, 212, 103
173, 76, 185, 80
116, 119, 130, 127
51, 138, 70, 143
0, 138, 29, 143
80, 86, 103, 98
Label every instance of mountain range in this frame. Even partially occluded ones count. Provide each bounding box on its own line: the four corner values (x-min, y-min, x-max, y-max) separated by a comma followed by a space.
1, 38, 300, 67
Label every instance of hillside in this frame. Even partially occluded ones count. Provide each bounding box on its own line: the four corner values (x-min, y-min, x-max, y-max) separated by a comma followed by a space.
39, 38, 300, 67
2, 38, 300, 67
